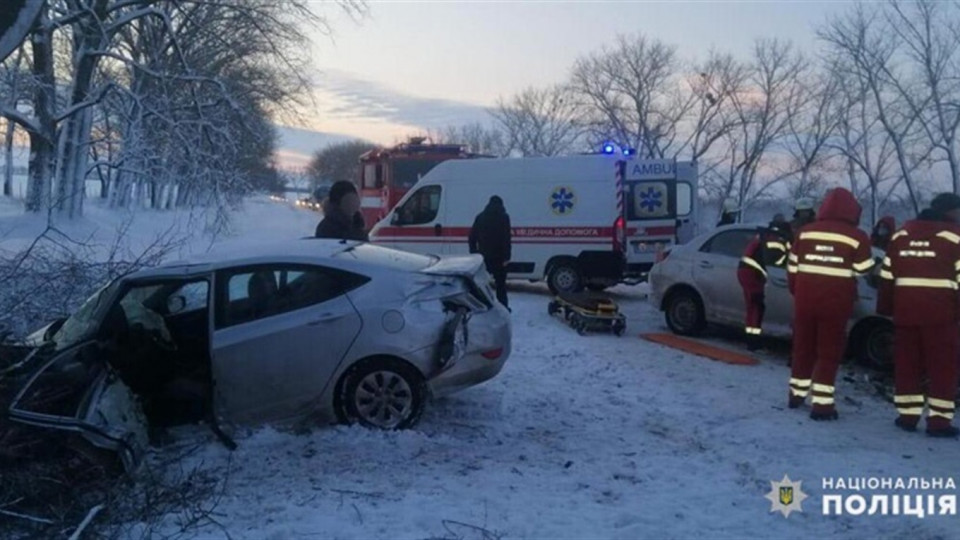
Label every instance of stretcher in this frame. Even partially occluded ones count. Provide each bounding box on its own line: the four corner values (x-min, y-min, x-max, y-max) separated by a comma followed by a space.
548, 292, 626, 336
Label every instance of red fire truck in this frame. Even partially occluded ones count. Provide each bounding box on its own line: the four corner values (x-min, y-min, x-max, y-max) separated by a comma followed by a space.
356, 137, 478, 227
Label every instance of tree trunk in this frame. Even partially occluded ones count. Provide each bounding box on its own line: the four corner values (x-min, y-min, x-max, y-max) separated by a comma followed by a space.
26, 20, 56, 213
3, 120, 13, 197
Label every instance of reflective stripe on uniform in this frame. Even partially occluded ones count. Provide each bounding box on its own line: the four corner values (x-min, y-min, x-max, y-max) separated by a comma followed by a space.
766, 241, 787, 251
789, 378, 811, 397
897, 407, 924, 416
953, 260, 960, 271
894, 278, 958, 290
891, 230, 909, 241
740, 256, 767, 276
879, 270, 894, 280
895, 395, 924, 415
787, 264, 798, 274
937, 231, 960, 244
929, 409, 956, 420
745, 326, 762, 335
928, 397, 956, 410
789, 253, 799, 263
853, 258, 875, 273
813, 383, 835, 394
796, 264, 855, 278
811, 396, 835, 405
894, 394, 925, 404
799, 231, 860, 248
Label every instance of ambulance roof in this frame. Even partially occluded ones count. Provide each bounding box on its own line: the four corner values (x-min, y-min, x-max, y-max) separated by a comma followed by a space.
420, 155, 624, 184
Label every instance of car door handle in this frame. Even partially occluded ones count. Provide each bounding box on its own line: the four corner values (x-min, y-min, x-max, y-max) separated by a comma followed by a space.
434, 223, 443, 236
698, 260, 713, 269
307, 313, 346, 326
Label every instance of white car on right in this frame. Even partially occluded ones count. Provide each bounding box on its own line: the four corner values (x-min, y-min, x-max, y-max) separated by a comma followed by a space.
648, 224, 893, 368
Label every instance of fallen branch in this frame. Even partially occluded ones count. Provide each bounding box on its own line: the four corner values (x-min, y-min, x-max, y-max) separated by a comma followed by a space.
0, 508, 54, 525
68, 504, 104, 540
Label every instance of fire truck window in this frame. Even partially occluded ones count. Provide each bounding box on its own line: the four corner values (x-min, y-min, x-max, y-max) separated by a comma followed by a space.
393, 160, 440, 189
397, 185, 441, 225
363, 164, 381, 189
677, 183, 692, 216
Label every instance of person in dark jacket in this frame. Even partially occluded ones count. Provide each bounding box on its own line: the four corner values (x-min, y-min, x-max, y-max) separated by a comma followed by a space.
469, 196, 512, 309
870, 215, 896, 252
315, 181, 367, 241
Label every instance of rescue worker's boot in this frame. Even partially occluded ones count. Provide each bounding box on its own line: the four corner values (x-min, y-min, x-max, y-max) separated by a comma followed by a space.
810, 406, 839, 421
894, 416, 918, 432
788, 393, 805, 409
926, 417, 960, 438
926, 425, 960, 438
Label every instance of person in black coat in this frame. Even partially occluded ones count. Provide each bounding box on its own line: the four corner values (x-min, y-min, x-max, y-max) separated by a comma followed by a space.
469, 196, 512, 309
315, 181, 368, 241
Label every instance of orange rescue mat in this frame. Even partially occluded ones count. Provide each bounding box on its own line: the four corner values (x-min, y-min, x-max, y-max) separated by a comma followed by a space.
639, 333, 760, 366
548, 292, 626, 336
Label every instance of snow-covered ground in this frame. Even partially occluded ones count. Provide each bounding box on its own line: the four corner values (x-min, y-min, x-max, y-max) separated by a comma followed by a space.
4, 196, 958, 539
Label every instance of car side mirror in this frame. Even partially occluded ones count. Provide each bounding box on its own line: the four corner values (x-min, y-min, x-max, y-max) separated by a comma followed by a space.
391, 212, 401, 226
167, 295, 187, 315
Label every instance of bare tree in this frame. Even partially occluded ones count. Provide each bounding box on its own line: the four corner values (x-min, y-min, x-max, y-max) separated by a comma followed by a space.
428, 123, 507, 156
678, 51, 749, 162
307, 139, 376, 186
706, 39, 806, 214
782, 64, 843, 200
491, 85, 583, 156
881, 0, 960, 194
819, 4, 930, 213
572, 34, 692, 158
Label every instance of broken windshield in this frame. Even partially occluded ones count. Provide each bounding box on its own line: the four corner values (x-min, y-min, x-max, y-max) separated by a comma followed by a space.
52, 281, 120, 349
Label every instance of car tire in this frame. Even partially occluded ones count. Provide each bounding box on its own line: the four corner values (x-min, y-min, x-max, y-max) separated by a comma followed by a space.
341, 357, 426, 430
664, 288, 706, 336
547, 261, 583, 295
858, 321, 894, 371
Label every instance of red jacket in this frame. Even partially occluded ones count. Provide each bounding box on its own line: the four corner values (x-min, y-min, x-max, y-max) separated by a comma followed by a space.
787, 188, 874, 314
877, 217, 960, 326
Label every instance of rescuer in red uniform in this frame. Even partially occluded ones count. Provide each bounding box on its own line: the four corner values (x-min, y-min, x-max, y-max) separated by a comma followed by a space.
786, 188, 874, 420
738, 218, 791, 350
877, 193, 960, 438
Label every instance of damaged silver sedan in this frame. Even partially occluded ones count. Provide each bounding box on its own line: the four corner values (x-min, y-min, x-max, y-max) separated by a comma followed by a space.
2, 240, 511, 470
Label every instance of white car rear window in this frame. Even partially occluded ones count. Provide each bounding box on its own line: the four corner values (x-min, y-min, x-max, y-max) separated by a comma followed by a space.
334, 243, 439, 271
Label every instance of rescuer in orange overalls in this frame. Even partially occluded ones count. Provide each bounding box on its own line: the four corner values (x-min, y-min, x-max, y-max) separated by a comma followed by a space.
738, 218, 791, 350
878, 193, 960, 438
787, 188, 874, 420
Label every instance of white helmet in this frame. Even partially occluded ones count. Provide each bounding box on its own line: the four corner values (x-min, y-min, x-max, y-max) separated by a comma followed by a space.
722, 198, 738, 213
795, 197, 815, 212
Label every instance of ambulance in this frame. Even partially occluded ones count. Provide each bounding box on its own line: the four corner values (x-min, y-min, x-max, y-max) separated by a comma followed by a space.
369, 154, 697, 293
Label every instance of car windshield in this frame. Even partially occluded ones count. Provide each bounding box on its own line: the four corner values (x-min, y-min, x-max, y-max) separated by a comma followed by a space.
52, 280, 120, 349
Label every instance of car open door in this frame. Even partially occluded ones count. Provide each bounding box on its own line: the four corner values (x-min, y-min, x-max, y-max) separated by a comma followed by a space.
7, 342, 149, 471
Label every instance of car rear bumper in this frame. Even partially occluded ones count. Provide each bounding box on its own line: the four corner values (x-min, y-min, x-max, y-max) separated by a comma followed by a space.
428, 306, 511, 397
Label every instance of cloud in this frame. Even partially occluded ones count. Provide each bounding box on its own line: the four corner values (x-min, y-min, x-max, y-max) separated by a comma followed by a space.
315, 69, 493, 128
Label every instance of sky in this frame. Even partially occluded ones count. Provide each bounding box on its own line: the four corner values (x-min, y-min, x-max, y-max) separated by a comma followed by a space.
276, 0, 853, 166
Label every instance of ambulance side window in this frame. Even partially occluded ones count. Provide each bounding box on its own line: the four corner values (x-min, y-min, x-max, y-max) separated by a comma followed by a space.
676, 183, 692, 217
396, 185, 442, 225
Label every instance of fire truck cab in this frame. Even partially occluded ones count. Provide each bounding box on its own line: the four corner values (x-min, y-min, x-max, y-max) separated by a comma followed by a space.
356, 137, 475, 227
